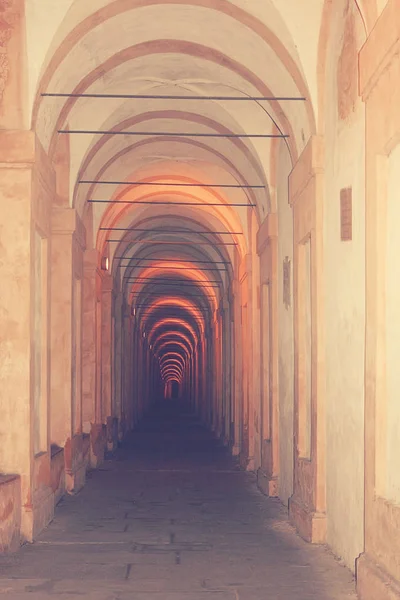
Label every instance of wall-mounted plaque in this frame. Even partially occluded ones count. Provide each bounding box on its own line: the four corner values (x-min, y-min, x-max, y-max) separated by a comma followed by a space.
283, 256, 291, 309
340, 187, 352, 241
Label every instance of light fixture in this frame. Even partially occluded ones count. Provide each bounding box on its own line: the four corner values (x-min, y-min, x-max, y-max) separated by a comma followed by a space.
101, 256, 109, 271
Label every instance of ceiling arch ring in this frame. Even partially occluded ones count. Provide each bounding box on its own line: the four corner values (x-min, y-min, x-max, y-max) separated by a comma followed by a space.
33, 0, 315, 137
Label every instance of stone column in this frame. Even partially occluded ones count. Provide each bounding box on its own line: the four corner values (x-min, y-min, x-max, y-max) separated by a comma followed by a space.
231, 279, 242, 456
113, 292, 124, 439
122, 307, 133, 432
101, 275, 113, 449
256, 214, 279, 497
357, 3, 400, 598
82, 249, 98, 433
288, 135, 326, 544
50, 207, 86, 493
0, 131, 55, 542
238, 255, 256, 470
83, 252, 106, 468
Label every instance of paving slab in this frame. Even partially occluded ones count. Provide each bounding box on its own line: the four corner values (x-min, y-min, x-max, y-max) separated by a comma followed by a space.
0, 401, 357, 599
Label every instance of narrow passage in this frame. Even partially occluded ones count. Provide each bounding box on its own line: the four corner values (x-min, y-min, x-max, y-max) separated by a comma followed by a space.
0, 403, 357, 599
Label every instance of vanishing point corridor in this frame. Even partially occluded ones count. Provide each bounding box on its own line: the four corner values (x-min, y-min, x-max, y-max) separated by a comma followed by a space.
0, 402, 356, 600
1, 2, 400, 599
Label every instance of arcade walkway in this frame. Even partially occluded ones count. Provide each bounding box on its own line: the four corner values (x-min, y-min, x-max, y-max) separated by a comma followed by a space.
0, 403, 356, 600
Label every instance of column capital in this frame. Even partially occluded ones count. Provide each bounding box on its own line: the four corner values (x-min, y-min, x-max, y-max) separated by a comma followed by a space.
52, 207, 86, 249
360, 0, 400, 101
101, 273, 113, 294
289, 135, 324, 207
239, 254, 252, 283
0, 131, 36, 165
84, 248, 100, 271
256, 213, 278, 255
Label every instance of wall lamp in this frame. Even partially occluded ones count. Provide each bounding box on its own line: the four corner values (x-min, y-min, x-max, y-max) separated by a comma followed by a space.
101, 256, 109, 271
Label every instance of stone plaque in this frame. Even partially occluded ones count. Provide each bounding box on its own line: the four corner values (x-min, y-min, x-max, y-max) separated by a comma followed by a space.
340, 187, 352, 241
283, 256, 291, 309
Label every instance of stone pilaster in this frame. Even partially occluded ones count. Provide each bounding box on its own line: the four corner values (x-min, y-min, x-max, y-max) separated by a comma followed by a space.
256, 213, 279, 497
288, 135, 326, 544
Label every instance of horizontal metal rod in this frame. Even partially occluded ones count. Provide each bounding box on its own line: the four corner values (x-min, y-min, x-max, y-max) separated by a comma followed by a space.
121, 265, 226, 271
107, 239, 237, 246
59, 129, 288, 139
131, 290, 213, 295
89, 199, 255, 206
43, 92, 306, 101
80, 180, 264, 189
139, 315, 208, 319
135, 309, 209, 314
131, 294, 213, 299
115, 256, 227, 264
124, 276, 221, 283
100, 227, 243, 235
127, 283, 219, 288
134, 306, 209, 311
125, 279, 220, 285
140, 316, 207, 321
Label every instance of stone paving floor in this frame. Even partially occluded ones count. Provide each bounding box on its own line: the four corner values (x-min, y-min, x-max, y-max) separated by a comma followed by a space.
0, 402, 357, 599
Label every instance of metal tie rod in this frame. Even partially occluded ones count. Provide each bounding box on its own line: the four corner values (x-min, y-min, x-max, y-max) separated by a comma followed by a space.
59, 129, 287, 139
43, 92, 306, 101
131, 292, 213, 297
124, 278, 220, 284
124, 277, 221, 282
80, 180, 264, 189
115, 256, 227, 264
134, 308, 209, 313
121, 265, 225, 272
89, 199, 255, 206
107, 239, 237, 246
100, 227, 243, 235
126, 282, 219, 287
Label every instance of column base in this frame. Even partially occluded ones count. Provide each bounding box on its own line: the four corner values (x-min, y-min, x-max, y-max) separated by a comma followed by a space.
0, 475, 20, 553
257, 469, 278, 497
106, 417, 119, 452
288, 494, 326, 543
231, 443, 240, 456
90, 423, 106, 468
50, 445, 65, 505
357, 553, 400, 600
22, 486, 54, 543
64, 434, 87, 494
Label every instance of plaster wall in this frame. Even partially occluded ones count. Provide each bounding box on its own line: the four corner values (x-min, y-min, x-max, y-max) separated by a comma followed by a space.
277, 142, 294, 506
357, 4, 400, 594
385, 143, 400, 504
25, 0, 74, 112
323, 0, 365, 570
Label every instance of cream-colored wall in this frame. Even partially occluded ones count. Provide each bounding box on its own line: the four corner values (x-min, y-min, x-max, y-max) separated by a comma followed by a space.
25, 0, 74, 112
323, 1, 366, 571
385, 142, 400, 504
277, 141, 294, 506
